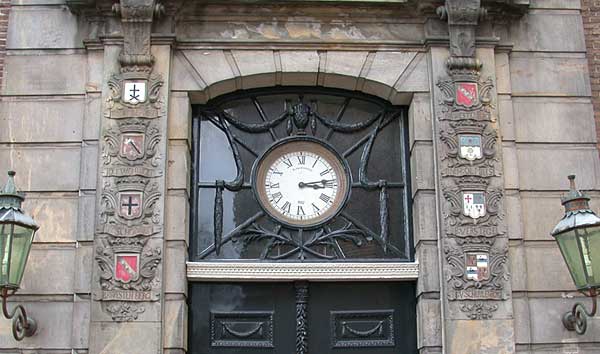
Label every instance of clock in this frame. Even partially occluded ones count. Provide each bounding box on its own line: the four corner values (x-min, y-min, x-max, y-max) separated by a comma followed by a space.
252, 137, 351, 228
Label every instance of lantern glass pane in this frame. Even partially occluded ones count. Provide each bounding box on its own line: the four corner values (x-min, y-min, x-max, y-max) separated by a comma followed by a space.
8, 224, 34, 288
555, 229, 588, 289
581, 225, 600, 288
0, 223, 13, 287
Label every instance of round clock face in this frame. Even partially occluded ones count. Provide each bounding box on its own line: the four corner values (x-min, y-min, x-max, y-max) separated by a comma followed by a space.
253, 138, 351, 228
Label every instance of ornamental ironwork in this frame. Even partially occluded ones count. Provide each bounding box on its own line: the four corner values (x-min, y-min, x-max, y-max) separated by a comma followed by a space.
191, 88, 411, 261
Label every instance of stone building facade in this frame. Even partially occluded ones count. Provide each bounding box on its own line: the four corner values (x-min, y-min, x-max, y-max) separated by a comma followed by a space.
0, 0, 599, 354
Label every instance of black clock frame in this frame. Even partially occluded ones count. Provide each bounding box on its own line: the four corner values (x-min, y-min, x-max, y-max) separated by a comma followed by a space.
251, 135, 353, 229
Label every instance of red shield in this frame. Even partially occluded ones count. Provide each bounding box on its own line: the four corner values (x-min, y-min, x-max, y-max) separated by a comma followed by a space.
120, 133, 145, 160
456, 82, 478, 108
115, 254, 139, 283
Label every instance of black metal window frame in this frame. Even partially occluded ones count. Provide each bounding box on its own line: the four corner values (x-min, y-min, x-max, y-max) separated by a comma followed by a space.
189, 86, 414, 262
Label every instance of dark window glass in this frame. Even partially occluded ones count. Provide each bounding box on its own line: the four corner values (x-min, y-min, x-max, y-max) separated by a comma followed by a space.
191, 87, 412, 261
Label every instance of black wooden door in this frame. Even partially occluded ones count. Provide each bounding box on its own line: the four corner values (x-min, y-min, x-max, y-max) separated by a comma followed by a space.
189, 281, 417, 354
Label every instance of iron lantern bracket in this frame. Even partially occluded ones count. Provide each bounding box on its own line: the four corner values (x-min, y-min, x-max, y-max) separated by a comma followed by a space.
563, 288, 598, 335
0, 288, 36, 340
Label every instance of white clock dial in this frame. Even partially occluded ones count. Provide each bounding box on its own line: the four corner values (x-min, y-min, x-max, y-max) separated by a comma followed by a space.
264, 151, 339, 221
253, 138, 350, 228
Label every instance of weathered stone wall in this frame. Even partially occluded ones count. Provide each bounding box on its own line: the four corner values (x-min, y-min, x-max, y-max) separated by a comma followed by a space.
0, 0, 9, 88
504, 1, 600, 353
0, 0, 96, 351
582, 0, 600, 154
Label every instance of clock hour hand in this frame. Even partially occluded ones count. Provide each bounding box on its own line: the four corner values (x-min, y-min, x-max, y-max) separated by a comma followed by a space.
298, 179, 335, 189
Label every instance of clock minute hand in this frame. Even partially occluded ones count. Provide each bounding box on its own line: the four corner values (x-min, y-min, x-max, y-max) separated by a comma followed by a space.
298, 181, 325, 189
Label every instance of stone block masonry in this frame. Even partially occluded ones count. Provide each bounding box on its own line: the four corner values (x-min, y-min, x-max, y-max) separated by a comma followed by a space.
582, 0, 600, 154
0, 0, 9, 88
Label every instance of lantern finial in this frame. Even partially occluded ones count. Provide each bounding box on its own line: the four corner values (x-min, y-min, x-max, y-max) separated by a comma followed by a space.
0, 170, 24, 210
561, 174, 591, 214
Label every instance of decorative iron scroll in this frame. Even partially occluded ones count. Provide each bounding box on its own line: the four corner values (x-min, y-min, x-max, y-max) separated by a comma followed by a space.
193, 90, 410, 261
295, 282, 309, 354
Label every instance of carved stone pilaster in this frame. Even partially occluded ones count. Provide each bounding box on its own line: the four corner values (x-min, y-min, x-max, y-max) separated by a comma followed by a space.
433, 1, 511, 322
90, 6, 168, 352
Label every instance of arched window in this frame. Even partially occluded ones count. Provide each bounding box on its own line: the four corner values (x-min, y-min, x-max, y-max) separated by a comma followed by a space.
190, 87, 412, 261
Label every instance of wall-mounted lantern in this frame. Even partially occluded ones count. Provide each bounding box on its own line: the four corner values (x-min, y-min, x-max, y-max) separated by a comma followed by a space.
0, 171, 38, 340
551, 175, 600, 335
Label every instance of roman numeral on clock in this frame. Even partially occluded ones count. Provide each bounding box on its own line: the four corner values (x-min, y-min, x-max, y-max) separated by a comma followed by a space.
282, 159, 293, 168
320, 168, 332, 176
297, 206, 305, 215
297, 155, 306, 165
319, 193, 331, 203
271, 192, 282, 203
311, 203, 320, 213
282, 201, 291, 213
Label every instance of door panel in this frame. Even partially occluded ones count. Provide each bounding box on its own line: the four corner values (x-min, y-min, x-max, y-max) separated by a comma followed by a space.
189, 283, 296, 354
308, 282, 417, 354
189, 282, 416, 354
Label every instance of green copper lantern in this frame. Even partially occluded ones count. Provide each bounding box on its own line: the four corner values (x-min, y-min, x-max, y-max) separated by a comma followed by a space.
551, 175, 600, 334
0, 171, 38, 290
0, 171, 38, 340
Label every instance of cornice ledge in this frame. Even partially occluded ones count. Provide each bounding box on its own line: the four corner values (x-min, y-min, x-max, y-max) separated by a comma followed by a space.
187, 261, 419, 281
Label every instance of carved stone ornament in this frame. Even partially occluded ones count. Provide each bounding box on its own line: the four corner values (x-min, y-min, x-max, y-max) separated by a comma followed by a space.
94, 236, 161, 321
103, 302, 146, 322
443, 177, 504, 238
102, 118, 163, 177
459, 301, 498, 320
105, 72, 164, 119
97, 177, 161, 237
445, 238, 510, 301
440, 120, 499, 177
436, 72, 495, 121
437, 0, 486, 58
112, 0, 164, 73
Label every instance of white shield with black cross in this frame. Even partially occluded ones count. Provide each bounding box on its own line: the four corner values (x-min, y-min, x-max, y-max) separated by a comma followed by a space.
123, 81, 147, 105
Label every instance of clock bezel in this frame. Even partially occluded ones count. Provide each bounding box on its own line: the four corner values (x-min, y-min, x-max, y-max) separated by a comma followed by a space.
251, 136, 352, 229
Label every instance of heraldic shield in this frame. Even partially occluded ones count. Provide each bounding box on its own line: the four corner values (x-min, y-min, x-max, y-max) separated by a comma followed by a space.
459, 135, 483, 161
123, 81, 147, 105
120, 133, 145, 161
118, 191, 143, 220
455, 82, 478, 108
463, 192, 486, 219
114, 253, 140, 283
465, 252, 490, 282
